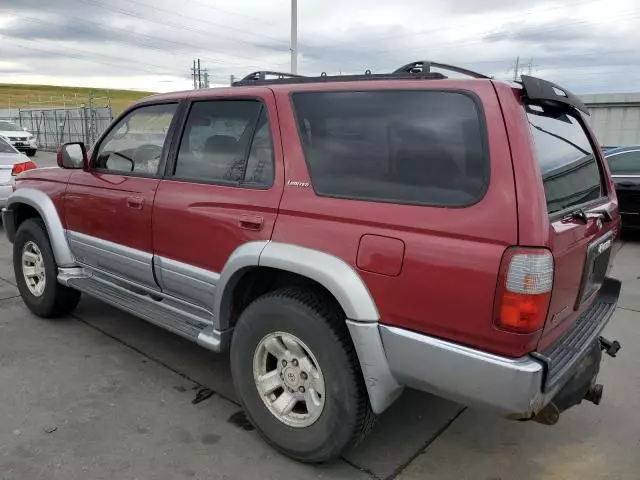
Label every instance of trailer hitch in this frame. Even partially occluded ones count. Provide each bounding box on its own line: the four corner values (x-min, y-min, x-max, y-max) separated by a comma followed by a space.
599, 336, 621, 358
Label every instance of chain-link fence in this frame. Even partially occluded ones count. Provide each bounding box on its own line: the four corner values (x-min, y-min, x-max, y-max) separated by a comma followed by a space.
15, 107, 113, 151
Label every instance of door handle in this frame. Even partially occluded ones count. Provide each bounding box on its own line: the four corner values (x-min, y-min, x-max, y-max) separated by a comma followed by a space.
126, 196, 144, 210
239, 214, 264, 231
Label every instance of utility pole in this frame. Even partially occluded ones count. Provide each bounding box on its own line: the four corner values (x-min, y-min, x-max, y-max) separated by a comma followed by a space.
290, 0, 298, 74
512, 56, 520, 81
197, 59, 202, 89
230, 74, 235, 86
192, 60, 197, 89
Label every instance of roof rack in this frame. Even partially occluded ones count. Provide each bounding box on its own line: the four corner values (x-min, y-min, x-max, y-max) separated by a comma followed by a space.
231, 60, 490, 87
232, 71, 306, 86
393, 60, 492, 79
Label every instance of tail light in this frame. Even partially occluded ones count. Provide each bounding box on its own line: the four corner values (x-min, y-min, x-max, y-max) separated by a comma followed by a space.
494, 248, 554, 333
11, 160, 37, 176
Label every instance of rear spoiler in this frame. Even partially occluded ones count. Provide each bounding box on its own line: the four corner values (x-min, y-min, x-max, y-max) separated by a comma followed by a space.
520, 75, 590, 115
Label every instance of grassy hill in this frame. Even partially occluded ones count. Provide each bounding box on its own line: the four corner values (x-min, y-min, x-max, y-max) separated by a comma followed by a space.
0, 83, 156, 115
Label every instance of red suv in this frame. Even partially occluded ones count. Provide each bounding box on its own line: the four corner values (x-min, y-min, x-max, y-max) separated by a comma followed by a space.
2, 61, 622, 462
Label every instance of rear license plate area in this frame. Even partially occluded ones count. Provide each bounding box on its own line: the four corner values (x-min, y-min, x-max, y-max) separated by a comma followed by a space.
577, 231, 614, 306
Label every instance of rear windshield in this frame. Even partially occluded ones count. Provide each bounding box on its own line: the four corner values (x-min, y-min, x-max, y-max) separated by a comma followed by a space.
0, 137, 16, 153
527, 108, 604, 214
292, 91, 489, 207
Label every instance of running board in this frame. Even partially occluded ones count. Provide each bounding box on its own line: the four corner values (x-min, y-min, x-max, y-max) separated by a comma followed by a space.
60, 270, 228, 352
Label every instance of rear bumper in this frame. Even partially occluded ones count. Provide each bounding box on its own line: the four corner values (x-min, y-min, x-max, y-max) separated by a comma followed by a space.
372, 277, 620, 418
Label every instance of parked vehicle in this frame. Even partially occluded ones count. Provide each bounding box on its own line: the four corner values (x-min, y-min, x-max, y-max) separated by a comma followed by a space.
1, 61, 623, 462
0, 121, 38, 157
605, 146, 640, 230
0, 136, 37, 208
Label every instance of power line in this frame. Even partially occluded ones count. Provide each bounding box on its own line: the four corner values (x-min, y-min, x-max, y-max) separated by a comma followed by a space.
6, 41, 177, 77
319, 11, 640, 71
5, 11, 267, 70
186, 0, 281, 28
73, 0, 290, 64
120, 0, 288, 46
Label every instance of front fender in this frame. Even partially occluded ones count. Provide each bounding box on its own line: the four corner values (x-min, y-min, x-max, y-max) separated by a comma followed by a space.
6, 188, 76, 267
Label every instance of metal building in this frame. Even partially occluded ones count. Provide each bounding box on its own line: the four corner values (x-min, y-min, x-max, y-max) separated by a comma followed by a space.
580, 92, 640, 148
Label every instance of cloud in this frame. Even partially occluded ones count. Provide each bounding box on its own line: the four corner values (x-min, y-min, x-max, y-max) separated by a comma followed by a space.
0, 0, 638, 93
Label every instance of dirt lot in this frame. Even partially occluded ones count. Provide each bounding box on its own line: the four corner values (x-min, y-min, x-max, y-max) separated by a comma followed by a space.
1, 152, 639, 480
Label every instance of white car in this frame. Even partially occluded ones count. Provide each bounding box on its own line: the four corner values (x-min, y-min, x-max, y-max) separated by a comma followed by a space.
0, 136, 37, 208
0, 121, 38, 157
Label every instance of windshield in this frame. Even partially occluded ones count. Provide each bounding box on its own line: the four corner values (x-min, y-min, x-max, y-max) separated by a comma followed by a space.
0, 136, 17, 153
0, 121, 23, 132
527, 108, 604, 214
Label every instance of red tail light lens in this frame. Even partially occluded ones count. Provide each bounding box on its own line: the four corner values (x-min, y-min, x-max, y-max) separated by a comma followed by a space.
494, 248, 554, 333
11, 160, 37, 176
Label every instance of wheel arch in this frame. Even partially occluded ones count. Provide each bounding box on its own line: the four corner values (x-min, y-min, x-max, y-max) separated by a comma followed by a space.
215, 242, 402, 414
214, 241, 380, 331
6, 188, 76, 267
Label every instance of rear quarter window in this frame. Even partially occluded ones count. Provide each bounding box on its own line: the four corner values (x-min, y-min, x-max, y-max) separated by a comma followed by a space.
527, 108, 605, 214
291, 90, 489, 207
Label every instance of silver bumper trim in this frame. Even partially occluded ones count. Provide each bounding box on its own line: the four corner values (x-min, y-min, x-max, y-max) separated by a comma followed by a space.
380, 325, 546, 417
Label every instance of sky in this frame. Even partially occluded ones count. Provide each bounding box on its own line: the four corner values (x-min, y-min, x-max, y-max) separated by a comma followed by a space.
0, 0, 639, 94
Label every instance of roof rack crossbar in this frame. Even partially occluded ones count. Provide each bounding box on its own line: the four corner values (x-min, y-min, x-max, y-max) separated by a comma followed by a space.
393, 60, 491, 79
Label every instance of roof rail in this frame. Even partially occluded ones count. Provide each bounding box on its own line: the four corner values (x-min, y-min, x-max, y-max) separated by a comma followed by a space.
232, 71, 305, 86
231, 60, 490, 87
393, 61, 492, 79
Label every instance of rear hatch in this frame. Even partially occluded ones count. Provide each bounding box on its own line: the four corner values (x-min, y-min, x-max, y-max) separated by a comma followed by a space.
526, 104, 617, 351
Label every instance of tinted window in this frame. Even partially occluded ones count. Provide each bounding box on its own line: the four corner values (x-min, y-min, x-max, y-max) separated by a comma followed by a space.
528, 109, 604, 214
0, 136, 17, 153
606, 150, 640, 174
0, 121, 22, 132
95, 103, 177, 175
292, 91, 488, 206
175, 100, 273, 186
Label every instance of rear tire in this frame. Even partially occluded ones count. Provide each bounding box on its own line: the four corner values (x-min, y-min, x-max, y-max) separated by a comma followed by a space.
230, 287, 375, 463
13, 218, 81, 317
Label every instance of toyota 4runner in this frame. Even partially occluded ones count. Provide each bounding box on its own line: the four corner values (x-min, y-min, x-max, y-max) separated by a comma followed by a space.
2, 61, 623, 463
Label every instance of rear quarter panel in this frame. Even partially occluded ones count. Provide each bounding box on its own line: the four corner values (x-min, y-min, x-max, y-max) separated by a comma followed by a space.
272, 80, 534, 357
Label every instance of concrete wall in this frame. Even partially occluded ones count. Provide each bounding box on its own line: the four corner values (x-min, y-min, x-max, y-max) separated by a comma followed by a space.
580, 92, 640, 147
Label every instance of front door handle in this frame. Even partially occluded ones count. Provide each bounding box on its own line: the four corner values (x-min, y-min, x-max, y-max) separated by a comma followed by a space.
126, 196, 144, 210
239, 214, 264, 231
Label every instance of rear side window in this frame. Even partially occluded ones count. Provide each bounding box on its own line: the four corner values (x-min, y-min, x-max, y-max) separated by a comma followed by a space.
606, 150, 640, 174
174, 100, 274, 186
292, 91, 489, 207
527, 109, 604, 214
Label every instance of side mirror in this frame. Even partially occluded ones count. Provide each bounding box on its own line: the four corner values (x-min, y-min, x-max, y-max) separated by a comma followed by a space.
57, 142, 88, 170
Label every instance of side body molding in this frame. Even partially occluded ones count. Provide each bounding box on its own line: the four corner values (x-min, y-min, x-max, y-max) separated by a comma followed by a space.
6, 188, 76, 267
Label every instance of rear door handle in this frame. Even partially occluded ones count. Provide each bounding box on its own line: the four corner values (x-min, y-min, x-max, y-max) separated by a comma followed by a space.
126, 196, 144, 210
239, 214, 264, 231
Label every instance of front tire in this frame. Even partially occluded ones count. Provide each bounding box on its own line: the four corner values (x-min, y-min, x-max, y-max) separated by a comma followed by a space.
230, 287, 375, 463
13, 218, 81, 317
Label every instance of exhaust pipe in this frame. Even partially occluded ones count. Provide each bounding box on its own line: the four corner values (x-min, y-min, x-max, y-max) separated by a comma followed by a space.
534, 383, 604, 425
584, 384, 604, 405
